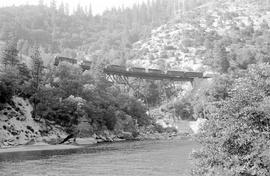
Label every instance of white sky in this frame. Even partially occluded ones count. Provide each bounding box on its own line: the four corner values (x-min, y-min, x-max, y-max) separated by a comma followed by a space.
0, 0, 149, 15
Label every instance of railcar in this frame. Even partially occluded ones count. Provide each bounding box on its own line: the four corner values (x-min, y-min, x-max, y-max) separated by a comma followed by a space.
54, 56, 77, 66
106, 65, 127, 72
166, 70, 185, 77
129, 67, 146, 72
80, 60, 92, 71
184, 71, 203, 78
147, 68, 163, 74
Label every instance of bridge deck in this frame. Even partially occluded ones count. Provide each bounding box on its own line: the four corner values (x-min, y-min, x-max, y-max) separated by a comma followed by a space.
104, 68, 210, 81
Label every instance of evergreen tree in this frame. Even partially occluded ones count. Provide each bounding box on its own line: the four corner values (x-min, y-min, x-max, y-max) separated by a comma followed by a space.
59, 1, 65, 15
18, 62, 31, 82
88, 3, 93, 18
30, 46, 44, 118
50, 0, 57, 11
213, 43, 230, 73
1, 39, 19, 70
31, 46, 43, 90
75, 4, 85, 17
64, 3, 70, 15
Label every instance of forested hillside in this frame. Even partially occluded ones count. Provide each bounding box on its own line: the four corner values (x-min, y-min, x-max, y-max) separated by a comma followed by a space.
0, 0, 209, 66
1, 0, 216, 146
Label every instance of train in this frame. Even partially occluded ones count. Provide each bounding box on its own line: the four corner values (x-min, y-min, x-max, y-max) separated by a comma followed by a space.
184, 71, 203, 78
53, 58, 203, 78
128, 67, 146, 72
54, 56, 92, 71
147, 68, 164, 74
54, 56, 77, 66
166, 70, 203, 78
104, 64, 204, 78
166, 70, 185, 77
105, 65, 127, 72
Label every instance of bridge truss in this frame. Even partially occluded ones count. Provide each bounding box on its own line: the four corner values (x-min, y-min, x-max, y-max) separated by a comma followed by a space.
103, 66, 210, 121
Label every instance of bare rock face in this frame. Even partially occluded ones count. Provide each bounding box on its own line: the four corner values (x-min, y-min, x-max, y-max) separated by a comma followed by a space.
0, 97, 39, 146
0, 97, 67, 147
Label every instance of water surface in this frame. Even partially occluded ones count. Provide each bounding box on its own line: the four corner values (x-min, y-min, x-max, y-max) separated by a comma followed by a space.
0, 139, 197, 176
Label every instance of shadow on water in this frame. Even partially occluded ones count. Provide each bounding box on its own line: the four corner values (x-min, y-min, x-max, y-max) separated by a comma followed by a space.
0, 139, 198, 176
0, 143, 118, 163
0, 139, 154, 162
0, 139, 195, 163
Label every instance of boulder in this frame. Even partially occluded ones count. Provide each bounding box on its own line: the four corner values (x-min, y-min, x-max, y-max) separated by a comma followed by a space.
117, 131, 134, 140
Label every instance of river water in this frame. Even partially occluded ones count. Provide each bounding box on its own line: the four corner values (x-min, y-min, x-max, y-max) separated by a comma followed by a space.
0, 138, 198, 176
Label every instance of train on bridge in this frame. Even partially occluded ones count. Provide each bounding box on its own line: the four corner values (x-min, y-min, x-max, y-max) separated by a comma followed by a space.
53, 56, 211, 80
105, 65, 204, 78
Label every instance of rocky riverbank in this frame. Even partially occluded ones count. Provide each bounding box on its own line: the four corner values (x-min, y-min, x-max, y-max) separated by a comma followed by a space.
0, 96, 202, 149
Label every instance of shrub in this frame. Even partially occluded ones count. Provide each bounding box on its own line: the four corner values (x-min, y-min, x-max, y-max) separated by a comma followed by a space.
117, 94, 151, 127
174, 99, 194, 120
0, 75, 15, 106
191, 64, 270, 176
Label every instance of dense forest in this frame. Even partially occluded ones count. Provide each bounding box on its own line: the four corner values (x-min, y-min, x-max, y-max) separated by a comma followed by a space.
0, 0, 211, 66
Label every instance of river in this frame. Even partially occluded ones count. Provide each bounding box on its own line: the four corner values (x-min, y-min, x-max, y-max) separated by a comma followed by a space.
0, 138, 198, 176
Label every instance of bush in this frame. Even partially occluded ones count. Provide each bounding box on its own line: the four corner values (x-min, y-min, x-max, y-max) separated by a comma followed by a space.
117, 94, 151, 127
34, 87, 82, 131
191, 64, 270, 176
0, 75, 15, 106
174, 99, 194, 120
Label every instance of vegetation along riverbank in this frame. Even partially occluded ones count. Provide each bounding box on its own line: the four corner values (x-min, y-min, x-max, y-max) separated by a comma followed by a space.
1, 0, 270, 175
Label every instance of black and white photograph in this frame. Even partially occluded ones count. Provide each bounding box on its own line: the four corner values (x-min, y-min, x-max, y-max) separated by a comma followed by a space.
0, 0, 270, 175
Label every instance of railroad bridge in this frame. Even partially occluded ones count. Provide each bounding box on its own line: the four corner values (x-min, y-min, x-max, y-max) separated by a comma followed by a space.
104, 65, 213, 119
53, 55, 213, 93
53, 56, 212, 83
103, 65, 212, 85
53, 56, 214, 118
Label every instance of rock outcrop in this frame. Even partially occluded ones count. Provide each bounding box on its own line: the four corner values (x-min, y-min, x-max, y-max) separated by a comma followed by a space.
0, 97, 67, 147
128, 0, 269, 73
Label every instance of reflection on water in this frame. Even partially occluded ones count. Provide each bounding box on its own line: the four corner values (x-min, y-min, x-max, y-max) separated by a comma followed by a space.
0, 139, 198, 176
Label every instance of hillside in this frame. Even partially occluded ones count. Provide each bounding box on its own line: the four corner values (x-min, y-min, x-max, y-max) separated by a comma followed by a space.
128, 0, 270, 72
0, 97, 67, 147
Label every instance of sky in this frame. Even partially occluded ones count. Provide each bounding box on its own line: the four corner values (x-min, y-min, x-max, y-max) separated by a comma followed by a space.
0, 0, 149, 15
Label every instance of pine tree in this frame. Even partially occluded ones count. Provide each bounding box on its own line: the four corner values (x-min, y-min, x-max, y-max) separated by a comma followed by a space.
50, 0, 57, 10
213, 43, 230, 73
1, 39, 19, 71
64, 3, 70, 15
75, 4, 86, 17
31, 46, 43, 90
59, 1, 65, 15
18, 62, 31, 82
30, 46, 44, 118
88, 3, 93, 18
